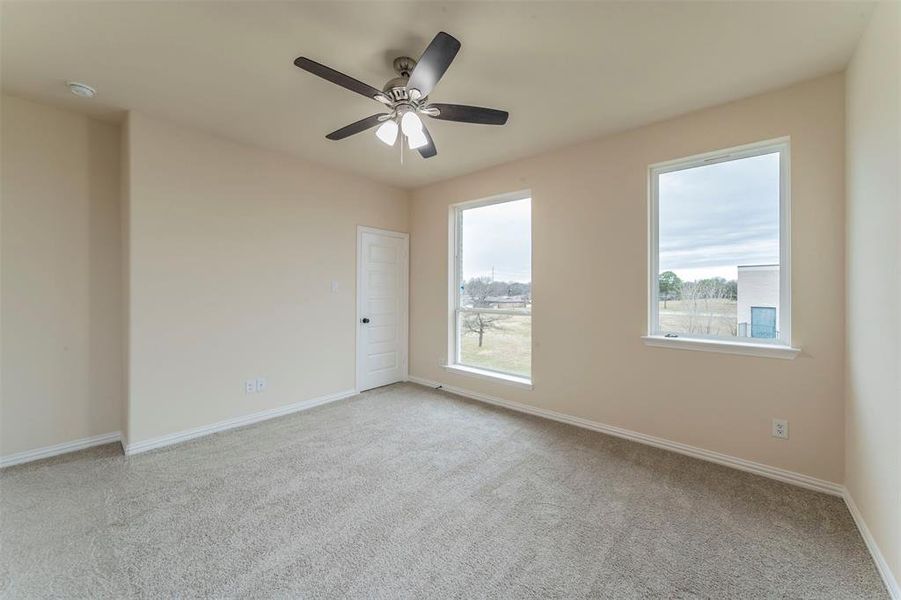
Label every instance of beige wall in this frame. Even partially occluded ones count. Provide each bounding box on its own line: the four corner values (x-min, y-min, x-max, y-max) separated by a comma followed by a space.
1, 95, 123, 456
845, 0, 901, 586
124, 112, 409, 445
410, 74, 846, 483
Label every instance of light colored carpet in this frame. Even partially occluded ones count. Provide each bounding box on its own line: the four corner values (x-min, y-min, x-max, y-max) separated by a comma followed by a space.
0, 382, 887, 599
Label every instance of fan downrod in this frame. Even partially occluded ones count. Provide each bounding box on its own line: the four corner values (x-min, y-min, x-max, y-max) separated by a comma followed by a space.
392, 56, 417, 77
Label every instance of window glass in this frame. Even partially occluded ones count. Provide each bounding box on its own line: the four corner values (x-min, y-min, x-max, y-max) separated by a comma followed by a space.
455, 197, 531, 377
654, 147, 787, 344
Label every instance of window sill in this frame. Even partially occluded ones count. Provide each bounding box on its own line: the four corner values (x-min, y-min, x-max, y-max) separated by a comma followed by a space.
442, 364, 533, 389
641, 335, 800, 359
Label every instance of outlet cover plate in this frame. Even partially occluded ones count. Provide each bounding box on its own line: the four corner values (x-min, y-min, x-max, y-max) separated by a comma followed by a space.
772, 418, 789, 439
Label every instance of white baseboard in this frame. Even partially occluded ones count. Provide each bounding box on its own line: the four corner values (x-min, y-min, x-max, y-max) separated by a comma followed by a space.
124, 388, 358, 456
843, 490, 900, 599
409, 376, 901, 597
407, 375, 843, 496
0, 431, 122, 468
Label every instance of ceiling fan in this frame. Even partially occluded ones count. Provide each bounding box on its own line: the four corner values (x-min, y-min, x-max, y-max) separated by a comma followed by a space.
293, 31, 508, 159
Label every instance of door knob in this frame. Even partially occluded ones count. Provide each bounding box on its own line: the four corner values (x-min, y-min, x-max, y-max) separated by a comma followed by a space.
361, 317, 370, 324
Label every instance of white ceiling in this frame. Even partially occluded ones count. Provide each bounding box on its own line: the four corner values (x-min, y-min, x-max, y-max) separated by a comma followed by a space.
1, 1, 873, 188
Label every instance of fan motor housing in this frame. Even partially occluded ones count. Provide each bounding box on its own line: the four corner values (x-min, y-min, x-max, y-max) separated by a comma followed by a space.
382, 57, 427, 105
383, 77, 410, 102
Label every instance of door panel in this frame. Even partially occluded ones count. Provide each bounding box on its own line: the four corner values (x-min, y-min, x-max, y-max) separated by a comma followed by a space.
358, 229, 408, 391
750, 306, 777, 339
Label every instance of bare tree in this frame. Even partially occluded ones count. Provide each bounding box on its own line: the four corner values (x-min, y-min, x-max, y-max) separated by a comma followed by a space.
680, 277, 737, 336
462, 312, 505, 347
462, 277, 507, 347
464, 277, 493, 308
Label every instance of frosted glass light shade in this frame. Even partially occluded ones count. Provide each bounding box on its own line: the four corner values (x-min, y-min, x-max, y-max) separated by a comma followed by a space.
375, 120, 398, 146
407, 128, 428, 150
400, 111, 423, 136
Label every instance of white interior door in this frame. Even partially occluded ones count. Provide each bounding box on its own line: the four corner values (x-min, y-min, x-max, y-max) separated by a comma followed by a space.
357, 227, 408, 392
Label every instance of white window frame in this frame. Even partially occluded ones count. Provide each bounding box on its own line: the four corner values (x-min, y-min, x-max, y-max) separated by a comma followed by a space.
644, 138, 799, 359
446, 190, 533, 387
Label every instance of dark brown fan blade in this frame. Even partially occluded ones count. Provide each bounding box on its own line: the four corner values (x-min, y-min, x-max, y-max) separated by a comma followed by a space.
417, 123, 437, 159
428, 103, 508, 125
326, 114, 388, 140
294, 57, 389, 103
407, 32, 461, 99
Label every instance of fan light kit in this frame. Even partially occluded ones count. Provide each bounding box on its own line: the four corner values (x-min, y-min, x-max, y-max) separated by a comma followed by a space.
294, 32, 508, 159
66, 81, 96, 98
375, 119, 399, 146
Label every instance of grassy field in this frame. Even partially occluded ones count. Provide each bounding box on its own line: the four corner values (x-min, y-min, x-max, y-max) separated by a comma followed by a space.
460, 315, 531, 377
457, 301, 736, 375
659, 299, 737, 337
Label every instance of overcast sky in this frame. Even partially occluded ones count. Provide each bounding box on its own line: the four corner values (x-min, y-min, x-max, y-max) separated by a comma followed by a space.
459, 153, 778, 285
659, 152, 780, 281
462, 198, 531, 283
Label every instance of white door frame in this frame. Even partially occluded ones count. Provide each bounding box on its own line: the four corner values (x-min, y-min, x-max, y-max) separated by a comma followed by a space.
356, 226, 409, 393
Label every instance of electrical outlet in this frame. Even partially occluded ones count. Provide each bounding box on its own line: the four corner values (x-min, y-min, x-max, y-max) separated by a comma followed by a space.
772, 418, 789, 439
255, 377, 267, 393
244, 379, 256, 394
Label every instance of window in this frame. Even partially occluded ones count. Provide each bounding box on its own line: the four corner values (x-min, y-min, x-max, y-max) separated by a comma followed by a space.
449, 192, 531, 383
647, 139, 794, 354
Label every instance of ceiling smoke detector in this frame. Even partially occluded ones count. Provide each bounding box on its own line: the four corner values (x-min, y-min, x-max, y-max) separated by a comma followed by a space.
66, 81, 96, 98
